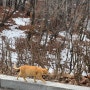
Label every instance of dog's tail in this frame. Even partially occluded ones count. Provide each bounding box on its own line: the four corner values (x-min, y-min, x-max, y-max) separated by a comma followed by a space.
13, 63, 20, 70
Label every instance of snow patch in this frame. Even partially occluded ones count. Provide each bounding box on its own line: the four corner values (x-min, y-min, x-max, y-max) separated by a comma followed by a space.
0, 25, 26, 62
1, 25, 26, 39
11, 52, 18, 62
13, 17, 30, 26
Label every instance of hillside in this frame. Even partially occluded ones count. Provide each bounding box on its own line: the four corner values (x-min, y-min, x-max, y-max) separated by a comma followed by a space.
0, 0, 90, 87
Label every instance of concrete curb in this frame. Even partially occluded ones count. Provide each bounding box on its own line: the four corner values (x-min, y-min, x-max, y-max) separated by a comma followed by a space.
0, 74, 90, 90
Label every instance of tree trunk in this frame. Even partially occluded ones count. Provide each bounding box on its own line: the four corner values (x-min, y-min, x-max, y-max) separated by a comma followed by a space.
0, 0, 3, 5
3, 0, 6, 7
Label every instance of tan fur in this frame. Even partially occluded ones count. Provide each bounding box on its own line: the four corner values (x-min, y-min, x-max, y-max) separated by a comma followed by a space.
13, 64, 48, 83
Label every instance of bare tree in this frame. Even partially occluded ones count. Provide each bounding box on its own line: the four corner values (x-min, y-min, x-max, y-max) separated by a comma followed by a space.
0, 0, 26, 27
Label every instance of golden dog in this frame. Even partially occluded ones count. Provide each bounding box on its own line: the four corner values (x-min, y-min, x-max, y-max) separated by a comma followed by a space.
13, 64, 48, 83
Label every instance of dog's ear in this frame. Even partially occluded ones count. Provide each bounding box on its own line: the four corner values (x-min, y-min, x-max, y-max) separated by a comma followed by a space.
43, 68, 48, 74
43, 68, 48, 71
44, 66, 49, 71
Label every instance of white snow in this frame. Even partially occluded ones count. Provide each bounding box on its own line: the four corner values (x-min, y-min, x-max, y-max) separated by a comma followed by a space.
82, 71, 87, 76
1, 25, 26, 49
58, 31, 66, 37
13, 17, 30, 26
0, 18, 28, 62
60, 48, 71, 64
11, 52, 18, 62
1, 26, 26, 39
48, 68, 54, 73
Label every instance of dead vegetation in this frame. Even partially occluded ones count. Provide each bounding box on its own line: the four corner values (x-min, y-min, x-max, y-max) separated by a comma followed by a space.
0, 0, 90, 87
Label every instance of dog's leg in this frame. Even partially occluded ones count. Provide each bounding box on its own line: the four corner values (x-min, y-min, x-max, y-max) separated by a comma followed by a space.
17, 72, 22, 80
17, 73, 20, 80
40, 77, 46, 83
23, 77, 27, 82
17, 76, 19, 80
34, 76, 37, 83
36, 74, 46, 83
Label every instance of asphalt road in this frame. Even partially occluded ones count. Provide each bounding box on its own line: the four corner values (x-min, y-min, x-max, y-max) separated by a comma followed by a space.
0, 88, 14, 90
